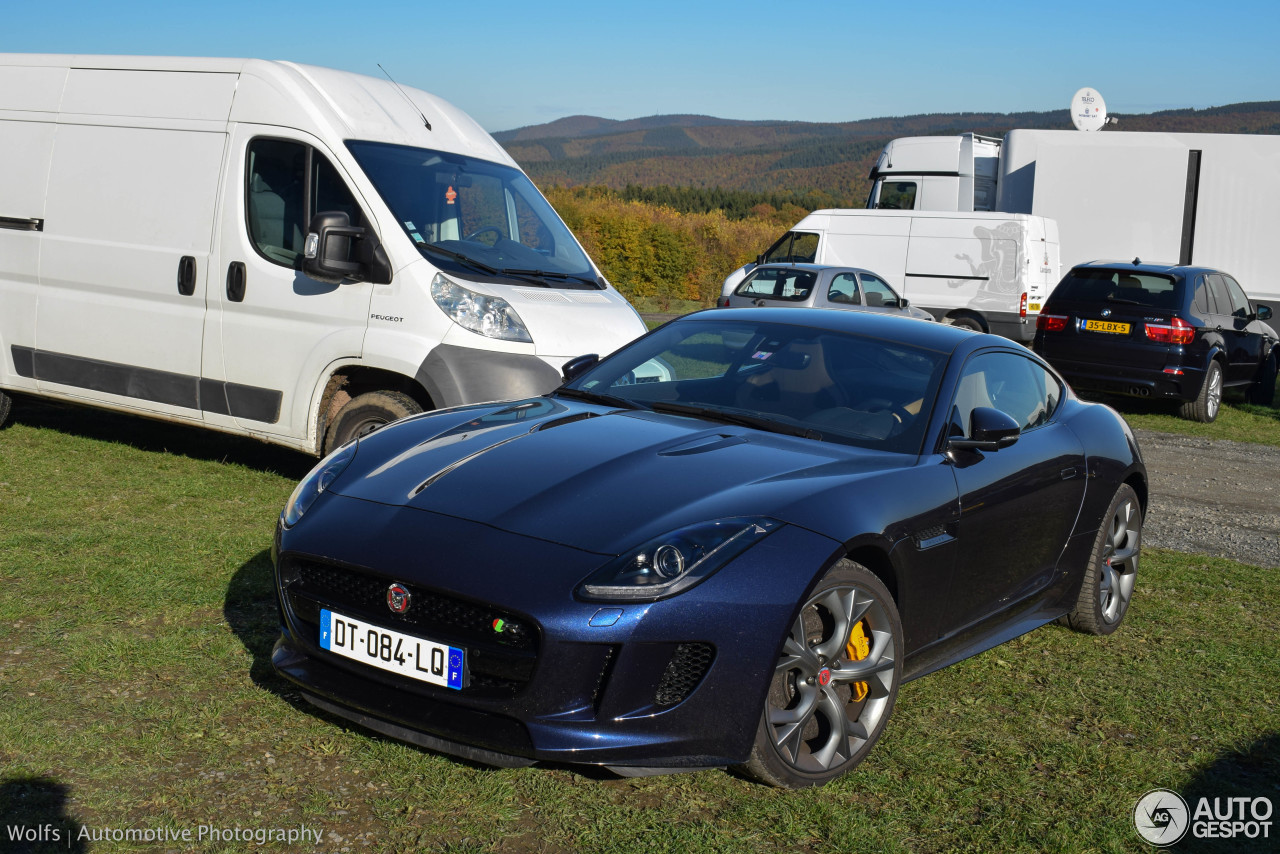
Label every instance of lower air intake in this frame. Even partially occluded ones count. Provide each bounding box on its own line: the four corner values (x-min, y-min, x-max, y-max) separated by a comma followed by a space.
653, 643, 715, 707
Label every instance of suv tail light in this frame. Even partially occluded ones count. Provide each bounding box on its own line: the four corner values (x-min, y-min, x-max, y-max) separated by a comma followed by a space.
1037, 313, 1069, 332
1019, 292, 1028, 319
1145, 316, 1195, 345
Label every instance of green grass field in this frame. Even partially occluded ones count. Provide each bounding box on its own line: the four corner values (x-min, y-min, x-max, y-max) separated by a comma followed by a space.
1, 397, 1277, 853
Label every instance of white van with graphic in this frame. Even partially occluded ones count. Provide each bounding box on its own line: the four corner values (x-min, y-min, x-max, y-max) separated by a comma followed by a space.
0, 55, 644, 454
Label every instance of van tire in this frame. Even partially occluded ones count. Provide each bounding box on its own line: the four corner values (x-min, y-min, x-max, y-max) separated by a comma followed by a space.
0, 389, 11, 429
323, 390, 422, 454
947, 315, 984, 333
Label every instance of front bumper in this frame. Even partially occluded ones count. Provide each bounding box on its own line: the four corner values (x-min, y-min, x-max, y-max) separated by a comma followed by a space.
271, 494, 841, 771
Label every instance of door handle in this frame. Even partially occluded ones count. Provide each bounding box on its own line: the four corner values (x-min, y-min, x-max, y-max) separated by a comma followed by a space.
177, 256, 197, 296
226, 262, 246, 303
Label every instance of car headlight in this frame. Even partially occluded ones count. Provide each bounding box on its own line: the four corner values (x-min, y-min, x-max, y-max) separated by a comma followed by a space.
578, 517, 781, 601
282, 441, 358, 528
431, 273, 533, 343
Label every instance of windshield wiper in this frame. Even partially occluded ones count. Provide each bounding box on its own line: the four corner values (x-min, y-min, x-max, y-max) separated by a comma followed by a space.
647, 401, 819, 439
555, 387, 646, 410
500, 268, 601, 288
420, 243, 499, 275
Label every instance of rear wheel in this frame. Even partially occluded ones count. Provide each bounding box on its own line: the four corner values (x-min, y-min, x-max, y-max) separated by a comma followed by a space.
947, 315, 985, 333
0, 389, 11, 429
1245, 351, 1277, 406
1180, 360, 1222, 423
323, 390, 422, 454
1060, 484, 1141, 636
736, 560, 902, 788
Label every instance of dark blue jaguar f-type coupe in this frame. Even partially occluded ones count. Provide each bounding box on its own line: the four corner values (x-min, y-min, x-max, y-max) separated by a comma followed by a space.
271, 308, 1146, 788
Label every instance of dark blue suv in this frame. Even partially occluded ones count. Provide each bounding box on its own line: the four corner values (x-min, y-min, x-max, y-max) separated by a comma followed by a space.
1033, 261, 1278, 422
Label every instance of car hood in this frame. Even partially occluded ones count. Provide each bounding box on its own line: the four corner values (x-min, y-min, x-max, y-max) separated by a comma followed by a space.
331, 397, 914, 554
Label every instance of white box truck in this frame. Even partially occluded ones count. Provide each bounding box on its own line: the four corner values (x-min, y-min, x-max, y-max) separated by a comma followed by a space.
867, 129, 1280, 305
0, 55, 645, 454
722, 210, 1060, 340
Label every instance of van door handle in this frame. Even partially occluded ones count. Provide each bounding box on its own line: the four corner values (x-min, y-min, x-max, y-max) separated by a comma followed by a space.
226, 262, 246, 303
177, 256, 197, 296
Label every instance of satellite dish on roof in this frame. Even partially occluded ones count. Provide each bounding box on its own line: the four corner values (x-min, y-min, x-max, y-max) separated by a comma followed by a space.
1070, 87, 1108, 131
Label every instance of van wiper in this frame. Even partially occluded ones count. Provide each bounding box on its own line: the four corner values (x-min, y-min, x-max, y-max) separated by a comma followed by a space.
554, 386, 645, 410
421, 243, 499, 275
647, 401, 819, 439
500, 268, 601, 288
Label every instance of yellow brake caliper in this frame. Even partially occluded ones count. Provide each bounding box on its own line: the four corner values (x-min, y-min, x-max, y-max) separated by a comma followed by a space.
846, 620, 870, 702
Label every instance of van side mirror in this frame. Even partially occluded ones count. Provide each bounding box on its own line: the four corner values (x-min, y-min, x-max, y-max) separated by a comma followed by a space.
303, 211, 393, 285
947, 406, 1020, 452
561, 353, 600, 383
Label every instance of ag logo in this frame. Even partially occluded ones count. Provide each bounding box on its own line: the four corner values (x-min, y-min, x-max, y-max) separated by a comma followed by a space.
386, 582, 411, 615
1134, 789, 1189, 846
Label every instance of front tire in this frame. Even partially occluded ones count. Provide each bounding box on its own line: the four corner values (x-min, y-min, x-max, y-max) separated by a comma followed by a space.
323, 390, 422, 455
1060, 484, 1141, 636
736, 560, 902, 789
1180, 360, 1222, 422
0, 389, 11, 429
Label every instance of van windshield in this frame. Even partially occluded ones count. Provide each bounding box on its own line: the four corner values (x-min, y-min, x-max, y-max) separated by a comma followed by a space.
347, 141, 599, 288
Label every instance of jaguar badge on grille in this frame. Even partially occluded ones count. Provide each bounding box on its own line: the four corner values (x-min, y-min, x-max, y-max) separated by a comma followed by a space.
386, 583, 411, 614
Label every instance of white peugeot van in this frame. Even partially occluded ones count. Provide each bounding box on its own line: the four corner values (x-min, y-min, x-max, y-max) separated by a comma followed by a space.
0, 55, 645, 454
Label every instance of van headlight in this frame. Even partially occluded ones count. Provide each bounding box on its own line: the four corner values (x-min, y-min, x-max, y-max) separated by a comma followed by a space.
578, 517, 781, 601
431, 273, 533, 343
282, 441, 357, 528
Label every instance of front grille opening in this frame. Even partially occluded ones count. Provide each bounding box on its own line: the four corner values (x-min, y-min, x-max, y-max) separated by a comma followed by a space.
653, 643, 715, 707
281, 556, 540, 698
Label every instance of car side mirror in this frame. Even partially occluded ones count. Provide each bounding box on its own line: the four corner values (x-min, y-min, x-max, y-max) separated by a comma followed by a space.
897, 297, 910, 309
303, 211, 393, 285
947, 406, 1021, 452
561, 353, 600, 383
1255, 303, 1272, 321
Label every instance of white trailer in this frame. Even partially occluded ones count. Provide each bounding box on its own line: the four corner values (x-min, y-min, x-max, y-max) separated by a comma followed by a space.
867, 129, 1280, 304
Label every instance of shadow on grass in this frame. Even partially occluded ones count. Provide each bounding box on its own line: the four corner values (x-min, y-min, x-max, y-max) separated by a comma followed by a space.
7, 395, 315, 479
1172, 732, 1280, 852
0, 776, 87, 853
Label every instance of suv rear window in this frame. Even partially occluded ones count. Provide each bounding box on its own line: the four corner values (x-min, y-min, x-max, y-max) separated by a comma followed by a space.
1053, 269, 1183, 310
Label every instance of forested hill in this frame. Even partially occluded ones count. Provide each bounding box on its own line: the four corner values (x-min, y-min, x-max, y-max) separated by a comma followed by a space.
498, 101, 1280, 208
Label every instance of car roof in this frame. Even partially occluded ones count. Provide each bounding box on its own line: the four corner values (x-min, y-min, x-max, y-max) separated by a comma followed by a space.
677, 306, 983, 353
751, 263, 875, 276
1071, 260, 1222, 278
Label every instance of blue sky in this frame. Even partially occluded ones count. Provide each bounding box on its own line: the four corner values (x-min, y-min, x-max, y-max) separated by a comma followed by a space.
5, 1, 1277, 132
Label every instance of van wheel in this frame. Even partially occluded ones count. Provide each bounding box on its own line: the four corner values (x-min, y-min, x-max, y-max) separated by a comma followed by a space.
947, 315, 984, 333
0, 390, 12, 429
1245, 352, 1276, 406
323, 390, 422, 454
1180, 361, 1222, 423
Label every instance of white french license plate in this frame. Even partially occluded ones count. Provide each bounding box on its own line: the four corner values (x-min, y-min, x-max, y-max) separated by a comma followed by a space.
320, 609, 464, 690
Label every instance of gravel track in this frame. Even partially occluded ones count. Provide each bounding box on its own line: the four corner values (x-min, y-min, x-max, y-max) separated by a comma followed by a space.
1135, 429, 1280, 567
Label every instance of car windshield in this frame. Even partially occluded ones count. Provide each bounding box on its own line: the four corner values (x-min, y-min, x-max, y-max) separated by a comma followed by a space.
1054, 269, 1183, 309
347, 141, 597, 288
562, 318, 949, 453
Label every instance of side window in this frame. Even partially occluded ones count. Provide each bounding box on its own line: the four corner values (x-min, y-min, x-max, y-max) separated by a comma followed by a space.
1222, 275, 1251, 318
246, 138, 361, 268
827, 273, 860, 305
859, 274, 897, 307
1192, 275, 1213, 317
877, 181, 917, 210
1207, 274, 1233, 318
762, 231, 819, 264
950, 352, 1061, 438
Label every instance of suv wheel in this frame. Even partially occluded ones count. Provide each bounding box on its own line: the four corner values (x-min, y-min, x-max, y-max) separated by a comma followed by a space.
1180, 361, 1222, 423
